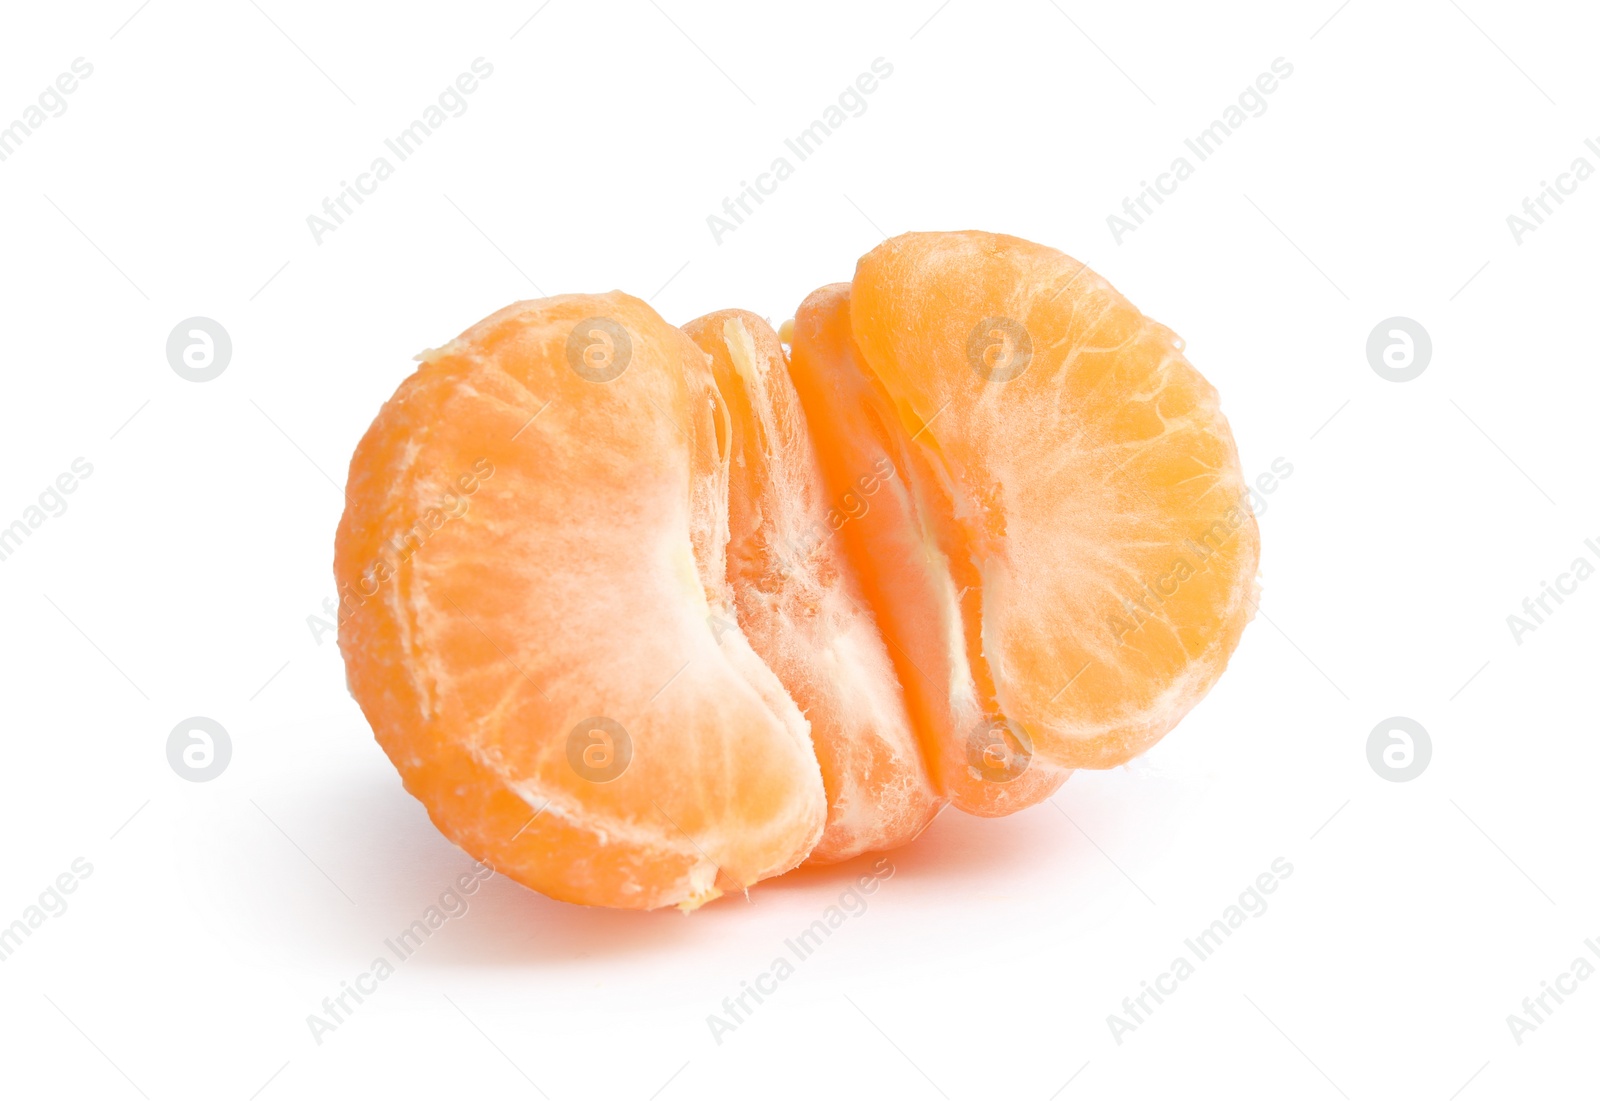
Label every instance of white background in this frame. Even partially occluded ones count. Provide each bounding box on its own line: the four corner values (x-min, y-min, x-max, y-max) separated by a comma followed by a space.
1, 1, 1596, 1098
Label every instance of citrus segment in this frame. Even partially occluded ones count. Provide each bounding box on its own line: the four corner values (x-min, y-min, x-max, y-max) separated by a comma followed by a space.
848, 231, 1259, 768
335, 293, 827, 910
682, 309, 943, 862
787, 284, 1072, 814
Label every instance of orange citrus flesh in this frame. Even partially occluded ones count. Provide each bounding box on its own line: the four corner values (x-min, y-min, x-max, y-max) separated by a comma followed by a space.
335, 293, 827, 910
335, 232, 1259, 910
787, 284, 1072, 815
681, 310, 943, 862
848, 231, 1260, 768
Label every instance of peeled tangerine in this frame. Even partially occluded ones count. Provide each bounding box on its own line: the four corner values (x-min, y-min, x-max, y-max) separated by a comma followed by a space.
334, 231, 1260, 910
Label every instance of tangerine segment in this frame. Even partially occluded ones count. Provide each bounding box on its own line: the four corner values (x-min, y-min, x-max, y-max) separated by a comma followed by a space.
682, 310, 943, 862
335, 293, 827, 911
788, 284, 1071, 814
849, 232, 1259, 768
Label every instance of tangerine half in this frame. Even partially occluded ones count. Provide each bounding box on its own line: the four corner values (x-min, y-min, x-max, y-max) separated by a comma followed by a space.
334, 231, 1259, 910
